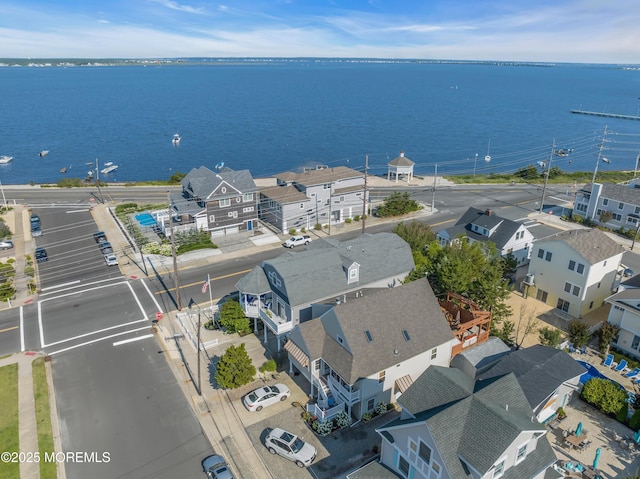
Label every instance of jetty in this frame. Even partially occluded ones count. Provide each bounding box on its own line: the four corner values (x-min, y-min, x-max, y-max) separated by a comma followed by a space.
571, 109, 640, 121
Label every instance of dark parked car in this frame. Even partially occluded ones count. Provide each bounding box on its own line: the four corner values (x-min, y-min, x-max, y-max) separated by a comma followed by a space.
93, 231, 107, 243
99, 242, 113, 254
202, 454, 234, 479
30, 214, 41, 227
35, 247, 48, 263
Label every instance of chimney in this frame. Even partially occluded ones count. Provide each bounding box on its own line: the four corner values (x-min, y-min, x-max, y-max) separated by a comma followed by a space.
485, 209, 493, 216
400, 151, 405, 157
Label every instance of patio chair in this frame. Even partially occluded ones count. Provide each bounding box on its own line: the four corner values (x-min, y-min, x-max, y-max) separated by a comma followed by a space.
614, 359, 629, 372
603, 353, 614, 367
625, 367, 640, 378
580, 345, 588, 354
569, 343, 577, 353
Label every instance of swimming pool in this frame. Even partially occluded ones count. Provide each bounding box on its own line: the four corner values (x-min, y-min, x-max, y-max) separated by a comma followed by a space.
135, 213, 156, 227
577, 360, 633, 401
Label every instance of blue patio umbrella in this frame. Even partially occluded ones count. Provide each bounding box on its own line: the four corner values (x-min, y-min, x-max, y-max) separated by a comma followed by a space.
593, 448, 601, 469
576, 422, 583, 437
634, 430, 640, 443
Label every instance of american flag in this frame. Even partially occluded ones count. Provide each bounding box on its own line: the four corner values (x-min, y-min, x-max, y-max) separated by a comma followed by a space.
202, 277, 210, 294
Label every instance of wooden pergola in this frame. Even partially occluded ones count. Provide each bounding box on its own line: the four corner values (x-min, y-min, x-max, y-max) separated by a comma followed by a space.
439, 291, 492, 357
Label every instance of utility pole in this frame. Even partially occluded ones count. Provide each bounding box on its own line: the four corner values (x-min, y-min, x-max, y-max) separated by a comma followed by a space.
538, 140, 556, 214
591, 126, 609, 184
362, 154, 368, 234
197, 309, 202, 396
474, 153, 478, 177
635, 151, 640, 179
95, 158, 104, 203
167, 191, 182, 311
431, 164, 437, 212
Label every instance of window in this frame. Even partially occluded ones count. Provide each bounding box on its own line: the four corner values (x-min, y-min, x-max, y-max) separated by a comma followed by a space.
339, 196, 345, 202
536, 289, 548, 303
537, 248, 544, 259
568, 260, 576, 271
243, 193, 254, 202
589, 301, 594, 309
349, 268, 358, 279
516, 444, 527, 463
367, 398, 375, 411
493, 460, 505, 478
209, 214, 215, 222
418, 441, 431, 465
619, 202, 625, 210
398, 455, 410, 477
564, 282, 581, 296
613, 213, 623, 221
636, 206, 640, 214
577, 263, 585, 274
557, 298, 570, 312
243, 206, 254, 213
336, 334, 344, 345
431, 348, 437, 360
432, 462, 441, 476
379, 370, 386, 384
227, 211, 238, 218
545, 251, 552, 261
218, 198, 231, 207
603, 199, 609, 206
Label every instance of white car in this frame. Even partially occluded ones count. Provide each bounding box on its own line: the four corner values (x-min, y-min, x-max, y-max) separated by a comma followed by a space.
265, 428, 317, 468
283, 235, 312, 248
0, 240, 13, 250
243, 384, 290, 412
104, 254, 118, 266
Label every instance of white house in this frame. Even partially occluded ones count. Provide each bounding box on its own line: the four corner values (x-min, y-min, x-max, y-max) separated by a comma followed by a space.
436, 208, 534, 265
284, 278, 456, 422
375, 366, 558, 479
524, 228, 624, 319
235, 232, 415, 349
605, 275, 640, 360
574, 181, 640, 230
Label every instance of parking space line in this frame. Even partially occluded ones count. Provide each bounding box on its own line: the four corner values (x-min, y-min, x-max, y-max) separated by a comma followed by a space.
41, 280, 80, 292
42, 318, 148, 348
47, 326, 152, 356
113, 334, 154, 347
127, 280, 149, 320
39, 277, 125, 297
140, 278, 164, 312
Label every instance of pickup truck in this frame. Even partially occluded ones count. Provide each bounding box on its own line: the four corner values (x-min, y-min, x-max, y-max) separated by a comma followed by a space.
283, 235, 312, 248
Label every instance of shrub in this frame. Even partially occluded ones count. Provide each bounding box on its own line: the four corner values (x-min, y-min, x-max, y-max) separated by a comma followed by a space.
313, 420, 333, 435
344, 217, 352, 224
115, 202, 138, 214
539, 327, 563, 348
581, 377, 628, 415
556, 407, 566, 419
218, 300, 251, 334
288, 228, 297, 235
375, 402, 387, 416
315, 223, 322, 230
214, 343, 256, 389
354, 215, 361, 221
362, 412, 374, 421
376, 192, 421, 217
567, 319, 591, 348
302, 411, 312, 423
334, 411, 351, 429
259, 359, 277, 373
630, 408, 640, 431
617, 403, 629, 423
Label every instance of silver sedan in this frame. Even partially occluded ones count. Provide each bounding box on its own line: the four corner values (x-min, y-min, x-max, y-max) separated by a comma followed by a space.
243, 384, 290, 412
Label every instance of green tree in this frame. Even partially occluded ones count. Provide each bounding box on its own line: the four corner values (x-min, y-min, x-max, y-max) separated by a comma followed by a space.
393, 221, 435, 252
598, 322, 620, 352
218, 300, 251, 334
215, 343, 256, 389
599, 210, 613, 224
376, 192, 421, 217
547, 166, 563, 179
538, 327, 563, 348
629, 408, 640, 430
514, 165, 539, 180
617, 402, 629, 424
168, 171, 186, 184
581, 378, 627, 415
494, 320, 515, 346
567, 319, 591, 348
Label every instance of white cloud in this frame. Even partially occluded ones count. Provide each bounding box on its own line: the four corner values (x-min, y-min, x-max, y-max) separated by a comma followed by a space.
150, 0, 208, 15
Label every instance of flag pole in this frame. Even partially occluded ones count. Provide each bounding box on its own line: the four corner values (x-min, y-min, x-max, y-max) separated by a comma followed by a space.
208, 273, 213, 311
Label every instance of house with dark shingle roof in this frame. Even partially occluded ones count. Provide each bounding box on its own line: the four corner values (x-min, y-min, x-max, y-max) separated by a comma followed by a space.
574, 181, 640, 228
436, 207, 535, 266
525, 228, 624, 319
261, 165, 367, 232
284, 278, 455, 422
376, 366, 557, 479
605, 275, 640, 360
172, 166, 259, 236
235, 232, 415, 349
475, 345, 586, 423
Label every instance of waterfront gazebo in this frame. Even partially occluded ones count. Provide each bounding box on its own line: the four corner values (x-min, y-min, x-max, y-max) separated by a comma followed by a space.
387, 151, 414, 182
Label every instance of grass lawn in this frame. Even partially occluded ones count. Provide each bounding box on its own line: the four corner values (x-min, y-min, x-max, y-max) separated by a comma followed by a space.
0, 363, 19, 479
32, 357, 57, 479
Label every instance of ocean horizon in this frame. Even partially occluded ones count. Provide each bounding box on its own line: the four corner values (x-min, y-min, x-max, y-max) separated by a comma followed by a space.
2, 59, 639, 185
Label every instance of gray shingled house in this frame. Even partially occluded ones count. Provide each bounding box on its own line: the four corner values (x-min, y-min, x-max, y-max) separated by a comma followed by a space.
574, 181, 640, 229
475, 345, 586, 423
436, 207, 535, 266
524, 228, 624, 319
171, 166, 259, 236
235, 232, 415, 349
284, 278, 456, 422
376, 366, 558, 479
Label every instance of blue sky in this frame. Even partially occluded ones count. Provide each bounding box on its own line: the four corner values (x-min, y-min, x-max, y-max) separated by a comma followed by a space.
1, 0, 638, 63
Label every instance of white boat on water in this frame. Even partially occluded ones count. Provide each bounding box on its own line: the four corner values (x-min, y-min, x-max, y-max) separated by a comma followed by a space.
39, 150, 49, 157
172, 132, 181, 145
0, 156, 13, 164
101, 164, 118, 174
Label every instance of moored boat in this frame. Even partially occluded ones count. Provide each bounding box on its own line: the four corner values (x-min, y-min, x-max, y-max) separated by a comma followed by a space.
172, 132, 181, 145
39, 150, 49, 157
100, 164, 119, 174
0, 156, 13, 164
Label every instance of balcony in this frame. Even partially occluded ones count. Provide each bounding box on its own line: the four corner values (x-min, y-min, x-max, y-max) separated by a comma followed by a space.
259, 307, 293, 335
328, 374, 361, 404
243, 301, 260, 318
306, 401, 345, 422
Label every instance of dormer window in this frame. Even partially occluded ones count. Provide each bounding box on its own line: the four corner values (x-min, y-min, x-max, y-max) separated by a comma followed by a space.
347, 262, 360, 284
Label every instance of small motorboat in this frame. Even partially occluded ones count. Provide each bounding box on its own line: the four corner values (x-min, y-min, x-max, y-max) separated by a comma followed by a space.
39, 150, 49, 157
0, 156, 13, 164
172, 132, 181, 145
60, 167, 67, 173
101, 164, 119, 174
215, 161, 225, 170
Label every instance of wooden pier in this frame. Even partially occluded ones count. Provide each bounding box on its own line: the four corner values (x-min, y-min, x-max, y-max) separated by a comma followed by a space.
571, 109, 640, 121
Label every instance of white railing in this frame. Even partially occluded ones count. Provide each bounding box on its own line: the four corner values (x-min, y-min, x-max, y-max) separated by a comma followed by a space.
328, 374, 361, 404
259, 308, 293, 335
306, 402, 345, 422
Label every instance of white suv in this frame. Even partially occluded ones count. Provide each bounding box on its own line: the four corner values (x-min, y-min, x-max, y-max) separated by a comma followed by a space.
264, 428, 316, 468
104, 254, 118, 266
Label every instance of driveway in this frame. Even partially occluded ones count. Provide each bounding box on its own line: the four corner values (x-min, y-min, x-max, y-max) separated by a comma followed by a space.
229, 371, 398, 479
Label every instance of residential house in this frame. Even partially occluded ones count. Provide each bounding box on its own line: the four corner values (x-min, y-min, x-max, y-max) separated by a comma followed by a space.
260, 165, 367, 232
605, 275, 640, 360
387, 151, 415, 183
376, 366, 558, 479
171, 166, 259, 236
284, 278, 456, 422
524, 228, 624, 319
475, 345, 586, 423
573, 181, 640, 230
436, 207, 534, 265
235, 232, 415, 349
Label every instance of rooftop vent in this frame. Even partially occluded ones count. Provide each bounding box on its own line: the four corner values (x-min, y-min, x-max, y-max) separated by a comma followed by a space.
402, 330, 411, 342
364, 330, 373, 342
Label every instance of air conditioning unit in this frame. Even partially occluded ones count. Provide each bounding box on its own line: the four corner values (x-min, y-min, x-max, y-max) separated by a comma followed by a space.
523, 274, 535, 286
